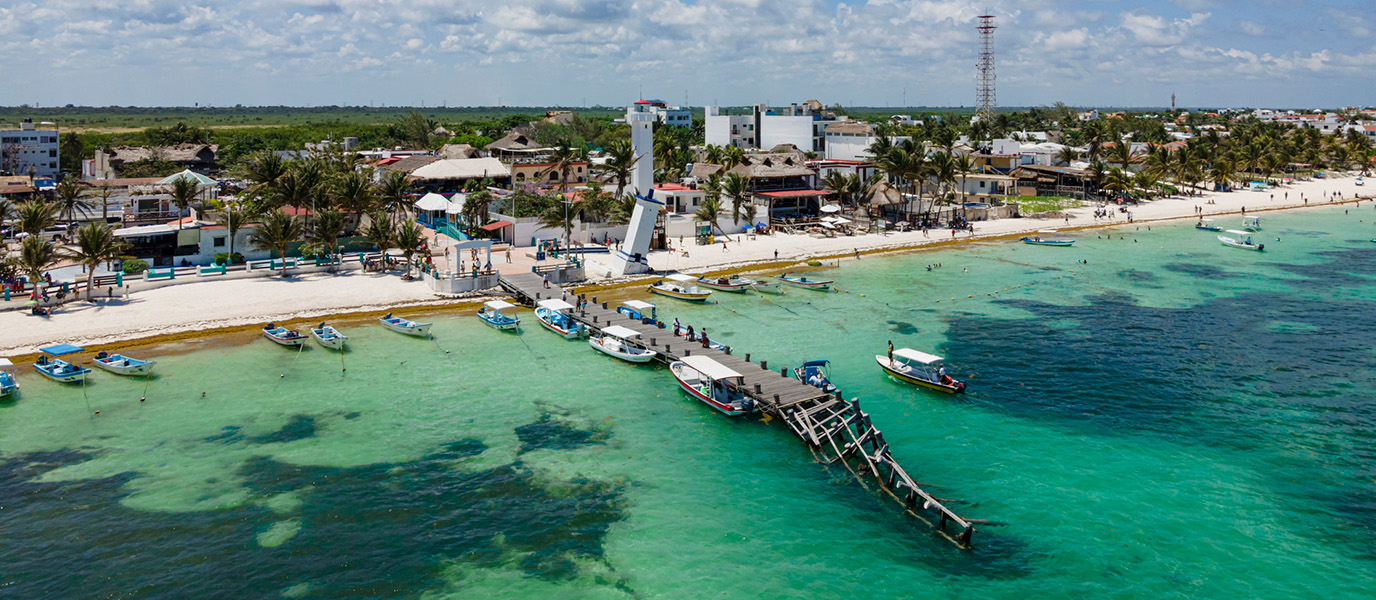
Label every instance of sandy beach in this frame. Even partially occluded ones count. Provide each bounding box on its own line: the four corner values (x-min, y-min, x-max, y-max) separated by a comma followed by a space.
3, 173, 1369, 356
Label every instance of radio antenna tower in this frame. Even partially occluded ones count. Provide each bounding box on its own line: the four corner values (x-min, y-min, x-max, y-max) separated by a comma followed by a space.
975, 13, 997, 122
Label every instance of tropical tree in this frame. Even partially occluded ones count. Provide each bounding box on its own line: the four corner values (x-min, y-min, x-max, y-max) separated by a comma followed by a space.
96, 185, 114, 223
52, 178, 94, 230
17, 235, 62, 298
168, 175, 200, 231
249, 210, 304, 277
538, 199, 583, 256
542, 139, 583, 192
461, 190, 492, 234
953, 152, 977, 207
1055, 145, 1077, 166
720, 172, 750, 225
604, 138, 637, 197
244, 150, 288, 192
694, 196, 729, 238
375, 171, 412, 224
363, 213, 395, 257
308, 208, 347, 263
16, 199, 57, 235
70, 222, 131, 300
331, 169, 376, 228
393, 219, 426, 278
0, 198, 12, 233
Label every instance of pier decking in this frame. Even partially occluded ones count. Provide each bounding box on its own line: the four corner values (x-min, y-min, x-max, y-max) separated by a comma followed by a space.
499, 272, 977, 547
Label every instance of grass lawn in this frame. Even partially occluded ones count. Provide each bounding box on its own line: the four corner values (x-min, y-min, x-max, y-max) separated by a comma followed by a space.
1014, 196, 1084, 213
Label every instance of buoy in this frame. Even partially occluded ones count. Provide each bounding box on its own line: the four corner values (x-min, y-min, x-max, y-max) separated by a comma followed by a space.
860, 294, 865, 297
94, 410, 100, 415
280, 374, 285, 378
140, 397, 146, 402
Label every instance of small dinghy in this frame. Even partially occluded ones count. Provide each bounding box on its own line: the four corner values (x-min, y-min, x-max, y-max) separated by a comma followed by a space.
696, 275, 755, 293
0, 358, 19, 398
263, 324, 307, 347
477, 300, 521, 331
648, 274, 713, 302
778, 273, 832, 291
310, 322, 348, 350
589, 325, 656, 363
92, 351, 156, 376
535, 299, 587, 339
33, 344, 91, 383
380, 313, 432, 337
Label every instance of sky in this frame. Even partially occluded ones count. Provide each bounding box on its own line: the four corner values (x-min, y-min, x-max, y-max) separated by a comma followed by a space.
0, 0, 1371, 109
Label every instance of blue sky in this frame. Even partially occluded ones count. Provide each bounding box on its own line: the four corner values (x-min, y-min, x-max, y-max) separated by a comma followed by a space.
0, 0, 1371, 109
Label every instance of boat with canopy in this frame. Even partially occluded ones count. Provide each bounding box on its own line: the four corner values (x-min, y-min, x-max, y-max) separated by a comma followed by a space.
34, 344, 91, 383
671, 355, 754, 416
648, 274, 712, 302
1219, 229, 1265, 251
477, 300, 521, 331
589, 325, 657, 363
876, 348, 966, 394
535, 299, 587, 339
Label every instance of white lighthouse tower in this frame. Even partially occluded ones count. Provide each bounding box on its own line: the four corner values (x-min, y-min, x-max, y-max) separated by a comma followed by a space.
626, 100, 655, 197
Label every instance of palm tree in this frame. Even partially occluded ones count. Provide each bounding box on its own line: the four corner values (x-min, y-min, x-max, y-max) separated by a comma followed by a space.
542, 140, 582, 192
461, 190, 492, 234
17, 235, 62, 299
169, 175, 200, 231
244, 150, 288, 192
722, 146, 745, 171
70, 222, 131, 300
720, 172, 750, 225
363, 213, 394, 257
212, 197, 255, 264
953, 152, 977, 208
393, 219, 425, 278
605, 138, 637, 197
249, 210, 304, 277
375, 171, 411, 224
331, 170, 376, 229
16, 200, 57, 235
694, 196, 729, 238
308, 209, 347, 263
0, 198, 12, 233
1113, 141, 1134, 171
96, 185, 114, 223
538, 200, 583, 256
1055, 146, 1077, 167
53, 178, 93, 230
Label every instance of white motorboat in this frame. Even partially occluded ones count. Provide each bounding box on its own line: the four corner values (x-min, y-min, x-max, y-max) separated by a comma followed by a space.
1219, 229, 1265, 251
91, 351, 157, 376
477, 300, 521, 331
589, 325, 657, 363
380, 313, 432, 337
648, 274, 712, 302
310, 323, 348, 350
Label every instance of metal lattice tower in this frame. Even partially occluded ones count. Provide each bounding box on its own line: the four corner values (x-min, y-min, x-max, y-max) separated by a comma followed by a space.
975, 14, 997, 122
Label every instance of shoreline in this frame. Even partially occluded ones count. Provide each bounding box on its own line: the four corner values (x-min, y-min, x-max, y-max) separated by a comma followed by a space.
4, 175, 1370, 358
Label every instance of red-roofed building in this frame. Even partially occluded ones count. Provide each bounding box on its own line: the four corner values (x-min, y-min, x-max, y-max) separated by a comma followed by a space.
653, 182, 705, 213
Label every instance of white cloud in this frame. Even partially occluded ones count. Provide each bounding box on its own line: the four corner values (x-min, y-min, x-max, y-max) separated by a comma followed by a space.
1239, 20, 1264, 36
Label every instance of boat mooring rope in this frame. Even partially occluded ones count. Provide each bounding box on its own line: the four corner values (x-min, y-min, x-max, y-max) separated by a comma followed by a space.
282, 340, 305, 378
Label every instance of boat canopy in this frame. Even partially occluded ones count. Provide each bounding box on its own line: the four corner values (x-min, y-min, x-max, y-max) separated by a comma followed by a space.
600, 325, 641, 339
484, 300, 516, 311
893, 348, 943, 365
1225, 229, 1251, 235
537, 299, 575, 311
0, 358, 13, 368
622, 300, 656, 310
801, 359, 831, 368
666, 273, 697, 283
40, 344, 84, 356
680, 355, 743, 381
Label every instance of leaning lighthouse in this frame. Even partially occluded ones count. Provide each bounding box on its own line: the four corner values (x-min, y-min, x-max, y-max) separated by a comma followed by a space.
626, 100, 655, 197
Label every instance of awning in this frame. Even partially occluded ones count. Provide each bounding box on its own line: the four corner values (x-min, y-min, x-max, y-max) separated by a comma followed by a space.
537, 299, 575, 311
446, 193, 467, 214
893, 348, 943, 365
40, 344, 85, 356
679, 355, 742, 380
757, 189, 827, 198
622, 300, 655, 310
666, 273, 697, 282
484, 300, 516, 311
600, 325, 641, 339
113, 223, 177, 237
415, 192, 449, 211
479, 219, 513, 231
158, 169, 216, 186
820, 204, 841, 213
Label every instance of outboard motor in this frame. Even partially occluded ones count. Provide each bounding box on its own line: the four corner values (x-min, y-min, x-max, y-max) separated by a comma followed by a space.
96, 351, 108, 359
1258, 244, 1265, 251
265, 322, 275, 330
383, 312, 392, 319
741, 397, 755, 413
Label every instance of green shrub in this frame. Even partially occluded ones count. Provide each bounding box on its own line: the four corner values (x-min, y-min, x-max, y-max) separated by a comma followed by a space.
212, 252, 244, 265
122, 259, 149, 274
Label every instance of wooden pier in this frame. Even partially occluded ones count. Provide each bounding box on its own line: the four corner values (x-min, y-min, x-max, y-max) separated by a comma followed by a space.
499, 272, 977, 547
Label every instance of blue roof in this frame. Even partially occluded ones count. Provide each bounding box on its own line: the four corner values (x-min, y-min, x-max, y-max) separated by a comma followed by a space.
40, 344, 84, 356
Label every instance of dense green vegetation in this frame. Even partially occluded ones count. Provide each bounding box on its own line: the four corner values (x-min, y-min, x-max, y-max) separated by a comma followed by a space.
0, 106, 620, 130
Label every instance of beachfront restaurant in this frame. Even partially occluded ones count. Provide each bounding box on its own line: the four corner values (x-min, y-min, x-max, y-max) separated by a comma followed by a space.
113, 222, 202, 267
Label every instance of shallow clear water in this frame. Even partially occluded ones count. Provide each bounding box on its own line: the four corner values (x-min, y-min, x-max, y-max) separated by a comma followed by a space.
3, 206, 1376, 599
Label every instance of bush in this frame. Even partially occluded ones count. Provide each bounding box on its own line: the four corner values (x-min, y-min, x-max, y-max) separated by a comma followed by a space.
122, 259, 149, 274
212, 252, 244, 265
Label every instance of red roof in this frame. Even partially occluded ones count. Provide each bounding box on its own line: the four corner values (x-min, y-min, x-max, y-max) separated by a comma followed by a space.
165, 216, 196, 227
281, 206, 314, 216
480, 219, 514, 231
758, 189, 828, 198
654, 183, 696, 192
376, 157, 404, 166
634, 100, 652, 104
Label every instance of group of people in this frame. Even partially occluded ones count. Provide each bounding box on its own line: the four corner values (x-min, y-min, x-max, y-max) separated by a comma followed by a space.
671, 318, 713, 348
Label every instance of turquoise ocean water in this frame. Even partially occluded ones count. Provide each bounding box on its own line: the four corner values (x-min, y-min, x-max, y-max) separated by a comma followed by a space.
3, 206, 1375, 598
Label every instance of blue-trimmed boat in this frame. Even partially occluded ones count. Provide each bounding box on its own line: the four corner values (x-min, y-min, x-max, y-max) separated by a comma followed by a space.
380, 313, 432, 337
670, 355, 754, 416
535, 299, 587, 339
1021, 230, 1074, 246
618, 300, 664, 327
778, 273, 832, 291
793, 359, 838, 394
478, 300, 520, 331
1195, 218, 1222, 231
262, 324, 307, 347
34, 344, 91, 383
310, 323, 348, 350
0, 358, 19, 398
92, 351, 157, 376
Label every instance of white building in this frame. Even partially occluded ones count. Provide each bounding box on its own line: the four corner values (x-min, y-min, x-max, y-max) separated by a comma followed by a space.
705, 102, 845, 153
638, 99, 693, 128
1, 119, 59, 178
704, 107, 756, 149
822, 121, 911, 162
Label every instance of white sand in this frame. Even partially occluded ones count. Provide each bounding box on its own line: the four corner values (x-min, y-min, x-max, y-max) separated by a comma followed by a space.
3, 173, 1369, 355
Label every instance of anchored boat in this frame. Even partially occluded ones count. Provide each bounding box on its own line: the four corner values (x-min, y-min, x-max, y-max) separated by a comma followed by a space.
1195, 218, 1222, 232
478, 300, 521, 331
0, 358, 19, 398
262, 324, 307, 347
34, 344, 91, 383
380, 313, 432, 337
310, 323, 348, 350
876, 348, 965, 394
535, 299, 587, 339
670, 355, 755, 416
1021, 230, 1074, 246
696, 275, 755, 293
92, 351, 157, 376
1243, 216, 1262, 231
589, 325, 657, 363
777, 273, 832, 291
751, 280, 784, 294
649, 274, 713, 302
1219, 229, 1265, 251
793, 359, 838, 394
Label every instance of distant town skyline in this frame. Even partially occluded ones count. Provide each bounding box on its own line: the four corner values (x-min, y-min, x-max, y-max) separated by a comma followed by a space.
1, 0, 1371, 109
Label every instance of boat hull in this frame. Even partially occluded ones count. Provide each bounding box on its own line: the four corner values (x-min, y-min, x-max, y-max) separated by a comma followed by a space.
1, 374, 19, 398
1195, 226, 1222, 232
589, 336, 656, 363
92, 355, 156, 376
536, 308, 585, 339
875, 356, 964, 394
648, 285, 712, 302
1021, 239, 1074, 246
1218, 236, 1264, 251
263, 330, 306, 347
778, 277, 831, 291
697, 280, 753, 293
751, 282, 784, 294
479, 314, 520, 331
380, 318, 431, 337
671, 363, 746, 416
311, 328, 347, 350
34, 361, 90, 383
